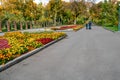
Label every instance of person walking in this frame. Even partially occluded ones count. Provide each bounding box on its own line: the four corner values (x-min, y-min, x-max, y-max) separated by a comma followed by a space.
88, 21, 92, 29
86, 23, 89, 29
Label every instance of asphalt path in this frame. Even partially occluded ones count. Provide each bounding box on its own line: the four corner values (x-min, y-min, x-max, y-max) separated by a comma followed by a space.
0, 26, 120, 80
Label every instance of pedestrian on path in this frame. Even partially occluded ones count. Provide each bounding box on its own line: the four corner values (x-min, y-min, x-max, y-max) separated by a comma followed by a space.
86, 23, 89, 29
88, 21, 92, 29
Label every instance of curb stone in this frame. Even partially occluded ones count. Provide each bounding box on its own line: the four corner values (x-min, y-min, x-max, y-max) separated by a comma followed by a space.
0, 35, 67, 72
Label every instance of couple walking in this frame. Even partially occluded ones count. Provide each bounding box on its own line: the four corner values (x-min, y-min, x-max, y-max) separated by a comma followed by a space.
86, 21, 92, 30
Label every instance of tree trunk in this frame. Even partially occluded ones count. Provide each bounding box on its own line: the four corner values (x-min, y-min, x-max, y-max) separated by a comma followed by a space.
74, 17, 77, 25
14, 21, 17, 31
26, 22, 28, 29
54, 12, 57, 26
0, 21, 2, 32
20, 22, 23, 30
7, 21, 10, 32
30, 21, 32, 29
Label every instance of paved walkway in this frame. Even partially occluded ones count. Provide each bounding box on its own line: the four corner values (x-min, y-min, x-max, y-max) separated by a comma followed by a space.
0, 26, 120, 80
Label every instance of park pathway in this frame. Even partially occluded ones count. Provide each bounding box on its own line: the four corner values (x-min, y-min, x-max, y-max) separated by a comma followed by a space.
0, 26, 120, 80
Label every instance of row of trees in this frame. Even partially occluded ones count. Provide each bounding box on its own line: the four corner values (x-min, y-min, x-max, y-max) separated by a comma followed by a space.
0, 0, 87, 26
0, 0, 43, 23
90, 0, 118, 28
0, 0, 119, 31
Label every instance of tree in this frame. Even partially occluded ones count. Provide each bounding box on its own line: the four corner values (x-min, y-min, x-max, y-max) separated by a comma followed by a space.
60, 1, 72, 24
90, 1, 118, 27
47, 0, 63, 26
70, 1, 86, 24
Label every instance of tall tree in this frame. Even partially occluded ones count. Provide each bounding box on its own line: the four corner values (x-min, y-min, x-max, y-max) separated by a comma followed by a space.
70, 1, 86, 24
90, 1, 118, 27
47, 0, 63, 26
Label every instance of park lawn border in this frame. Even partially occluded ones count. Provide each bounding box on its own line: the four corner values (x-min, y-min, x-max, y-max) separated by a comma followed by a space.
0, 35, 67, 72
103, 27, 116, 33
100, 25, 118, 33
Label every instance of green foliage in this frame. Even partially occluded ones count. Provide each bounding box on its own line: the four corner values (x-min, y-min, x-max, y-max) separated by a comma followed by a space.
0, 0, 118, 32
90, 1, 118, 31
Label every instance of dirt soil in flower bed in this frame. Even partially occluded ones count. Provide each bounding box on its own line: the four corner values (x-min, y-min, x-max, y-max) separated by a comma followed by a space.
0, 31, 66, 65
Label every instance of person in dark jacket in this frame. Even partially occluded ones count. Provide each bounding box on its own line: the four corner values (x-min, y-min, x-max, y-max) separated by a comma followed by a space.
88, 21, 92, 29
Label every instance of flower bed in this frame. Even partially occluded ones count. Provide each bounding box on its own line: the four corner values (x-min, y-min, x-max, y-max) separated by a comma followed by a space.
0, 39, 10, 50
51, 25, 84, 31
51, 25, 77, 30
73, 25, 84, 31
59, 25, 76, 30
36, 38, 54, 45
0, 31, 66, 65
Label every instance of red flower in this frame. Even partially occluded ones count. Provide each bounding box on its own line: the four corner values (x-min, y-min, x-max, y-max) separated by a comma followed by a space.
59, 25, 77, 30
0, 39, 11, 50
36, 38, 53, 45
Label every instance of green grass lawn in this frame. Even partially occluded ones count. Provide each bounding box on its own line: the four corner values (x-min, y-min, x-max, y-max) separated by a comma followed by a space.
103, 26, 118, 32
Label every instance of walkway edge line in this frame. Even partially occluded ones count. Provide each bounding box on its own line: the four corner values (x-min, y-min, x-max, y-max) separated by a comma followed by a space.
0, 35, 67, 72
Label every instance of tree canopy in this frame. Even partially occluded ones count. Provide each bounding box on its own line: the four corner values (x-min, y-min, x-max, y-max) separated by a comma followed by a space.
0, 0, 119, 28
